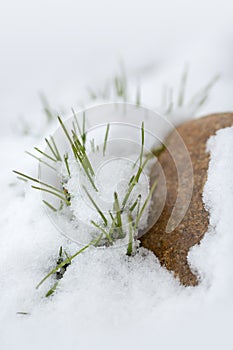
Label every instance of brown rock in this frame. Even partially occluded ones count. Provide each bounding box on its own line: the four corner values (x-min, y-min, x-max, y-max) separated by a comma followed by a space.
140, 113, 233, 286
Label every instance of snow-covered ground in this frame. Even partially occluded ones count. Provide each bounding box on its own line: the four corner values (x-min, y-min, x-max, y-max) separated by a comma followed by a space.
1, 1, 233, 349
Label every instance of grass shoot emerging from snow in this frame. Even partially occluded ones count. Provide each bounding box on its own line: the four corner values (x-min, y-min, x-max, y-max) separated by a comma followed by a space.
13, 116, 158, 297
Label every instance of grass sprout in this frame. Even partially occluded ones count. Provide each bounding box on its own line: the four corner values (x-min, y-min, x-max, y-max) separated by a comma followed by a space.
58, 115, 97, 191
42, 200, 57, 212
39, 93, 54, 123
71, 109, 86, 147
103, 123, 110, 156
130, 194, 141, 213
34, 147, 57, 163
83, 186, 108, 226
12, 170, 63, 194
91, 220, 112, 243
178, 65, 189, 107
127, 214, 134, 256
163, 67, 220, 115
64, 153, 70, 177
188, 74, 220, 112
45, 137, 61, 161
31, 186, 70, 205
25, 151, 57, 171
134, 178, 158, 229
36, 234, 103, 291
113, 191, 124, 238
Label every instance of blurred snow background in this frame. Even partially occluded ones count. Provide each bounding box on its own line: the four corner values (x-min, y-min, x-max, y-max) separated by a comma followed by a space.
1, 0, 233, 349
1, 0, 233, 134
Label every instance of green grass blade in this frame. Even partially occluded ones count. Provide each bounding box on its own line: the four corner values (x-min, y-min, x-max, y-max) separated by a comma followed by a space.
36, 244, 90, 289
50, 136, 62, 161
42, 200, 57, 212
82, 112, 86, 146
103, 123, 110, 156
25, 151, 57, 171
139, 121, 144, 168
178, 65, 189, 107
45, 282, 59, 297
64, 153, 70, 177
34, 147, 57, 162
91, 220, 112, 242
135, 178, 158, 229
39, 93, 54, 123
45, 138, 59, 161
126, 215, 134, 256
13, 170, 63, 194
113, 192, 124, 238
129, 194, 141, 212
58, 116, 77, 158
36, 234, 102, 290
83, 186, 108, 226
32, 186, 69, 205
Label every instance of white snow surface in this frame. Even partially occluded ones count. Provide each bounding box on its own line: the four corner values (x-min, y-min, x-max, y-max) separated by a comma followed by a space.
1, 114, 233, 350
1, 1, 233, 349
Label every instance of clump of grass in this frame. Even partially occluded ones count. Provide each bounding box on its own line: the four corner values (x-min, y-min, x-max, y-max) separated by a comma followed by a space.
86, 63, 142, 106
162, 66, 220, 115
86, 63, 219, 117
14, 115, 158, 297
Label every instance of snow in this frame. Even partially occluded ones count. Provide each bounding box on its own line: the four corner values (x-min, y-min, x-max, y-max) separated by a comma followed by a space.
189, 127, 233, 291
65, 151, 150, 244
1, 0, 233, 349
2, 106, 233, 350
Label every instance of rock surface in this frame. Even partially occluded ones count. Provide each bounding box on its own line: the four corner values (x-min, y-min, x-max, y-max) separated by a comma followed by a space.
140, 113, 233, 286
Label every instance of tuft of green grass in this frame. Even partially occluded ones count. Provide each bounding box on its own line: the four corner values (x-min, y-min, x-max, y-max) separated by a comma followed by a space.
15, 113, 158, 297
163, 66, 220, 115
58, 115, 97, 191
